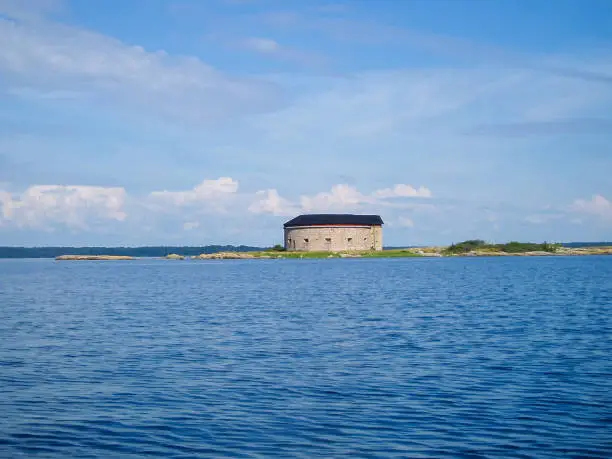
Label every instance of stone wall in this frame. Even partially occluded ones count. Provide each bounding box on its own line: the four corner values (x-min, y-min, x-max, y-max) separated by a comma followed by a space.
284, 225, 383, 252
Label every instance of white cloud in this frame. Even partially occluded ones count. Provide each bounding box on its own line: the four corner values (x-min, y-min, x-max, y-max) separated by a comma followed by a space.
373, 184, 432, 198
150, 177, 239, 206
397, 216, 415, 228
524, 213, 564, 225
0, 185, 127, 229
248, 189, 296, 216
249, 183, 432, 215
300, 184, 369, 212
300, 183, 431, 212
241, 37, 281, 54
0, 190, 12, 222
236, 36, 327, 68
570, 195, 612, 221
7, 86, 83, 100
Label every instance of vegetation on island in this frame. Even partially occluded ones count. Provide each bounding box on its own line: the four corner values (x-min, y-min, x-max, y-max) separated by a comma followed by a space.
443, 240, 560, 255
250, 248, 423, 259
269, 244, 286, 252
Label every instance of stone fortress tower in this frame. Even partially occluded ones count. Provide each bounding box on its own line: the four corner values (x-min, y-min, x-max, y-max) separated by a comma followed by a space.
284, 214, 384, 252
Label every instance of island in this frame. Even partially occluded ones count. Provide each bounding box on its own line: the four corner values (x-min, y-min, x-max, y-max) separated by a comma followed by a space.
167, 241, 612, 260
3, 241, 610, 261
55, 255, 135, 261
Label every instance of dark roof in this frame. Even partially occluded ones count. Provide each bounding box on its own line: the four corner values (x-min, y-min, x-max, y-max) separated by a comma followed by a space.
284, 214, 384, 228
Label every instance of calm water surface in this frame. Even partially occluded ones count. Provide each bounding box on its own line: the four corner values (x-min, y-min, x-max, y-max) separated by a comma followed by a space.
0, 257, 611, 458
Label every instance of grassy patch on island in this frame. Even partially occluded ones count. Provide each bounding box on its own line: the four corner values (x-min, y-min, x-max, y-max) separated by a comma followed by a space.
249, 249, 423, 259
358, 249, 422, 258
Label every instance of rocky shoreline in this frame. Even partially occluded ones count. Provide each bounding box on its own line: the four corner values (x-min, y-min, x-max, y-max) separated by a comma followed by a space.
55, 255, 135, 261
414, 246, 612, 257
54, 246, 612, 261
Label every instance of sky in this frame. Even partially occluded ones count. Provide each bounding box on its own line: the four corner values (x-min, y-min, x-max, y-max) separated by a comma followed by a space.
1, 0, 611, 247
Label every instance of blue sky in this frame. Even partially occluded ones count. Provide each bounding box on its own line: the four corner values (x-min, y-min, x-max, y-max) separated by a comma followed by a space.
1, 0, 611, 246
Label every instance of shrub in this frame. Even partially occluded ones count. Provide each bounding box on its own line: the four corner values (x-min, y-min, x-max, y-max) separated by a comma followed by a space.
269, 244, 286, 252
445, 239, 486, 254
444, 240, 559, 254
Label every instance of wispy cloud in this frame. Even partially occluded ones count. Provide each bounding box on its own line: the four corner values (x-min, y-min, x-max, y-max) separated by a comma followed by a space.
236, 36, 328, 67
524, 213, 565, 225
0, 0, 65, 20
0, 10, 282, 123
570, 195, 612, 222
468, 118, 612, 137
7, 87, 84, 100
246, 64, 612, 152
255, 9, 612, 85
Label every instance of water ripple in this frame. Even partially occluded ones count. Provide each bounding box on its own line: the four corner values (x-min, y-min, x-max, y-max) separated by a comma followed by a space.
0, 257, 611, 457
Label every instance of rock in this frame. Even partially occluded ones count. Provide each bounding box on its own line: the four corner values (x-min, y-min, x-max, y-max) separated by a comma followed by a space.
165, 254, 185, 260
55, 255, 134, 261
195, 252, 255, 260
464, 251, 510, 257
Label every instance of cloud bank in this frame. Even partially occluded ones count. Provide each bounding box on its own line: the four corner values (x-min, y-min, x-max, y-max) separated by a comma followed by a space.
1, 175, 610, 246
0, 185, 126, 229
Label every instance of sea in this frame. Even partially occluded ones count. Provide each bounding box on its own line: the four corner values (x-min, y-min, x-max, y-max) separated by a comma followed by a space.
0, 257, 610, 458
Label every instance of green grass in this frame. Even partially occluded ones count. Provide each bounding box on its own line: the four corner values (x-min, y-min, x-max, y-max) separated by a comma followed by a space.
249, 249, 423, 259
358, 249, 422, 258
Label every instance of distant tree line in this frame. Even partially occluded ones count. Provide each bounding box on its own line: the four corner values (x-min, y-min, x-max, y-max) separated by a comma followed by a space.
561, 242, 612, 248
0, 246, 265, 259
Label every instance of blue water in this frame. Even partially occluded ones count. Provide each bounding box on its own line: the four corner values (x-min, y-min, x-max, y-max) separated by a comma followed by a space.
1, 257, 611, 458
